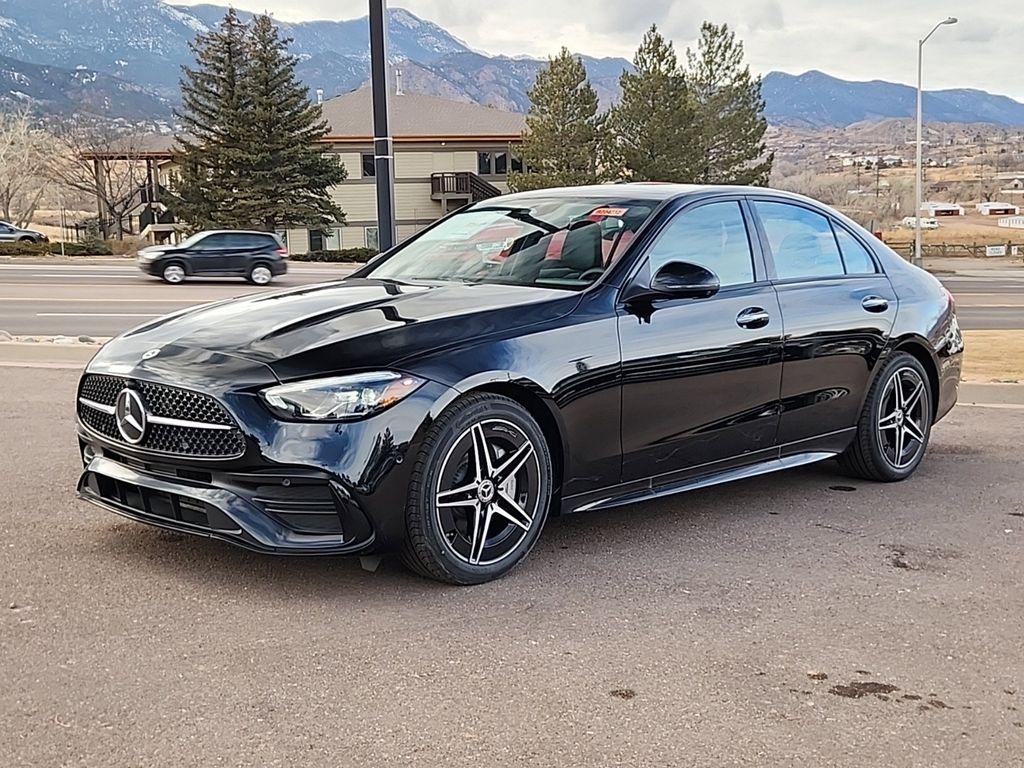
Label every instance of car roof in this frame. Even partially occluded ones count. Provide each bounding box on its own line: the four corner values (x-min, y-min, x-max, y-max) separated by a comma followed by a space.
195, 229, 279, 236
495, 183, 824, 206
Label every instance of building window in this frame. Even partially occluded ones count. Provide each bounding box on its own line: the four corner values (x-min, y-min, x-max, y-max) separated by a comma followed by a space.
494, 152, 508, 175
362, 153, 376, 178
275, 230, 288, 248
365, 227, 380, 251
324, 227, 342, 250
477, 152, 492, 176
309, 229, 325, 252
511, 154, 524, 173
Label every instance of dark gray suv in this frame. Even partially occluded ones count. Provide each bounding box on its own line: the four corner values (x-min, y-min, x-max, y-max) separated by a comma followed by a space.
136, 230, 289, 285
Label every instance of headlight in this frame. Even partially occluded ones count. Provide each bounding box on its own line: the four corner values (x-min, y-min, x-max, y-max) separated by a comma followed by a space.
260, 372, 425, 421
141, 251, 163, 260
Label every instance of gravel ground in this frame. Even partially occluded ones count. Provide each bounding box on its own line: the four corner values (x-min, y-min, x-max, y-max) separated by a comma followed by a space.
2, 368, 1022, 767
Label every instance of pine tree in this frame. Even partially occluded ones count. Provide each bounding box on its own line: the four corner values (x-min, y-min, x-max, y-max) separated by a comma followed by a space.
173, 9, 251, 229
684, 22, 773, 186
509, 49, 605, 192
172, 11, 345, 231
605, 26, 697, 182
236, 14, 345, 230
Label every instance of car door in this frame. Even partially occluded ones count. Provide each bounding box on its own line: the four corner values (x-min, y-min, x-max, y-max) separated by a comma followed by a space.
0, 223, 15, 242
617, 198, 784, 486
749, 198, 897, 452
191, 233, 235, 275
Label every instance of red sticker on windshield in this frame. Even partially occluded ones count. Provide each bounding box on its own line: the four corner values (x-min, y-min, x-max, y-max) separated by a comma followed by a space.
591, 207, 628, 217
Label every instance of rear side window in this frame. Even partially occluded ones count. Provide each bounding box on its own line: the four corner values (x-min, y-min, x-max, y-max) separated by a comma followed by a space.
646, 201, 755, 287
754, 201, 845, 280
833, 226, 877, 274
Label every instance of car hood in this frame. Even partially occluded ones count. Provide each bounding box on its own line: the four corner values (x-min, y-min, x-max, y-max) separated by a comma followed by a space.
89, 279, 579, 382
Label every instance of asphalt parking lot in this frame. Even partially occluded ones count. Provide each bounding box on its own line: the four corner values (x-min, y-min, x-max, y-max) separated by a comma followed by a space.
2, 367, 1023, 767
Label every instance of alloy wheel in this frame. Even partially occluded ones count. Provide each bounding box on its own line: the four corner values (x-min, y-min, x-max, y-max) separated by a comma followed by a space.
163, 265, 185, 284
251, 266, 273, 285
876, 366, 928, 469
434, 419, 542, 566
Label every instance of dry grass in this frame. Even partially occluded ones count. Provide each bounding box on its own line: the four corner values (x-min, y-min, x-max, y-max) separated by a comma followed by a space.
962, 330, 1024, 383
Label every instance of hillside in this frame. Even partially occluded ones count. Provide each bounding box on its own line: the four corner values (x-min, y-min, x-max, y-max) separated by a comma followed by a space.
763, 70, 1024, 128
1, 1, 1023, 128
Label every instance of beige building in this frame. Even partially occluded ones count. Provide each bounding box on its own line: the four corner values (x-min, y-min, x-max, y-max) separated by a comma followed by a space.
292, 88, 526, 255
124, 89, 525, 252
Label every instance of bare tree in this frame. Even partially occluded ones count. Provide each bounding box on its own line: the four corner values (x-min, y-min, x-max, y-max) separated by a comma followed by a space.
45, 120, 150, 240
0, 110, 49, 227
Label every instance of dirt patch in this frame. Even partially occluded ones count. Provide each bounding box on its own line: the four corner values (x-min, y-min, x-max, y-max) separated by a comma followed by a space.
610, 689, 636, 700
830, 681, 900, 699
962, 331, 1024, 383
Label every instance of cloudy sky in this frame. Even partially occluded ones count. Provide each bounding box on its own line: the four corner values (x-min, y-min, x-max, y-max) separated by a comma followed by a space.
175, 0, 1024, 100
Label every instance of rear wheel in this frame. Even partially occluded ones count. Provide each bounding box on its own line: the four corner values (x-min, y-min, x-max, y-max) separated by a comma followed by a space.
839, 352, 933, 482
161, 262, 186, 284
402, 393, 553, 585
247, 263, 273, 285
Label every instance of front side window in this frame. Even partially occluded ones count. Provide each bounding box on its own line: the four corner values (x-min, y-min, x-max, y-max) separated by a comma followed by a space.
754, 201, 845, 280
645, 201, 755, 287
365, 196, 655, 290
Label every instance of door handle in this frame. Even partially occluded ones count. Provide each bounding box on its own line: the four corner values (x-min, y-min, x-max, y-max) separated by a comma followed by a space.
736, 307, 771, 329
861, 296, 890, 313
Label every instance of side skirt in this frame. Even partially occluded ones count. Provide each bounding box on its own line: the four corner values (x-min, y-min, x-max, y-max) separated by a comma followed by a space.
563, 449, 841, 515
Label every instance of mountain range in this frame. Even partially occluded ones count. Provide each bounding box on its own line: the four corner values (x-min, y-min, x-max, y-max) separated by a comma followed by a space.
1, 0, 1023, 128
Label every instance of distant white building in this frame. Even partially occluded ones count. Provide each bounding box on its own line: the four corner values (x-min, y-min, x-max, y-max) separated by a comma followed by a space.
998, 216, 1024, 230
922, 202, 965, 217
977, 202, 1020, 216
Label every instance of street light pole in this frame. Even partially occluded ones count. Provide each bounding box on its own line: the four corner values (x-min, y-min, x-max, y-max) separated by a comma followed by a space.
369, 0, 397, 252
914, 16, 957, 266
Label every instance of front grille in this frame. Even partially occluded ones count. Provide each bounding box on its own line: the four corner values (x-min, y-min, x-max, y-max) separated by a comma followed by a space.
83, 471, 214, 528
78, 374, 246, 459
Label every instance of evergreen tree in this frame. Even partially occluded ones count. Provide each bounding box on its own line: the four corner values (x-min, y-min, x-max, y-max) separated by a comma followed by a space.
172, 11, 345, 231
509, 49, 605, 192
236, 14, 345, 230
684, 22, 773, 186
173, 9, 251, 229
605, 26, 697, 182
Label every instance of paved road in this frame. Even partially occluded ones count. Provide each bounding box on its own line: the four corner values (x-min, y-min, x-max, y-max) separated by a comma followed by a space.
1, 367, 1022, 766
0, 262, 1021, 337
0, 262, 355, 337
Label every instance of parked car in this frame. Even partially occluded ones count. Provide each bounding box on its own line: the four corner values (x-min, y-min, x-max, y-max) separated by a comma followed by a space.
77, 184, 963, 585
902, 216, 940, 230
0, 220, 48, 243
137, 230, 288, 284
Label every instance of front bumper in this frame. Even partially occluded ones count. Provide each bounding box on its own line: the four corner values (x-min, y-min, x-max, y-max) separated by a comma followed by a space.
76, 376, 454, 555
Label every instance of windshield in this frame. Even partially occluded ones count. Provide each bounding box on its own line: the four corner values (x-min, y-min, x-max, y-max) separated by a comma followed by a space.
366, 197, 656, 290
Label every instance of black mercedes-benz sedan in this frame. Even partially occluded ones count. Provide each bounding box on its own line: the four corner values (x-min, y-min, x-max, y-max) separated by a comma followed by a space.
76, 184, 963, 584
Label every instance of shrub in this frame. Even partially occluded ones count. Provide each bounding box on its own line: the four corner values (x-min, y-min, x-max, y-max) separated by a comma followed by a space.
291, 248, 379, 264
0, 241, 114, 257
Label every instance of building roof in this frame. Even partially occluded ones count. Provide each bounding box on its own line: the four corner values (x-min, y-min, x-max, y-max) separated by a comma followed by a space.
320, 88, 526, 142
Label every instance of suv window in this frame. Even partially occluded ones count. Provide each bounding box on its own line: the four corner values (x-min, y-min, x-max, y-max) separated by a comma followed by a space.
198, 233, 230, 249
754, 201, 845, 280
833, 226, 877, 274
646, 201, 755, 287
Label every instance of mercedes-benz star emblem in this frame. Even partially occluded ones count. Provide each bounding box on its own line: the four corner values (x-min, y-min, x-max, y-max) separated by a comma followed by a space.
115, 388, 148, 445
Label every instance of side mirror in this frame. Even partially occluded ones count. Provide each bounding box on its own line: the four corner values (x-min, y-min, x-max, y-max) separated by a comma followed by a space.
646, 261, 721, 300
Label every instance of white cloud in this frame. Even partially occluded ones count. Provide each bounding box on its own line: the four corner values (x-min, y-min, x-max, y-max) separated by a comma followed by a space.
171, 0, 1024, 100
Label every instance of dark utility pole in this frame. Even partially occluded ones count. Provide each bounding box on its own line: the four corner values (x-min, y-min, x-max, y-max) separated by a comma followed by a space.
369, 0, 397, 252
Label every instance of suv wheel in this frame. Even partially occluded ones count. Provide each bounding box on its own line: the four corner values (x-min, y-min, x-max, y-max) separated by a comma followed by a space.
402, 393, 553, 585
161, 263, 186, 284
839, 352, 933, 482
248, 263, 273, 285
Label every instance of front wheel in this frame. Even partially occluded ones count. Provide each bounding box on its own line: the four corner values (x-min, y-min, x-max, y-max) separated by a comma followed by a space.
161, 262, 186, 284
402, 393, 553, 585
839, 352, 933, 482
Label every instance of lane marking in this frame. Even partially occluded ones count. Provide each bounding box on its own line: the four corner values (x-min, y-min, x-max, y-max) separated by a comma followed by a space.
958, 402, 1024, 411
35, 312, 158, 318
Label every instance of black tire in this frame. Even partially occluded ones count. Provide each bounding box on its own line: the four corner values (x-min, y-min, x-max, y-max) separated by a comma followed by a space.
401, 393, 554, 585
247, 262, 274, 285
839, 352, 933, 482
161, 261, 187, 284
